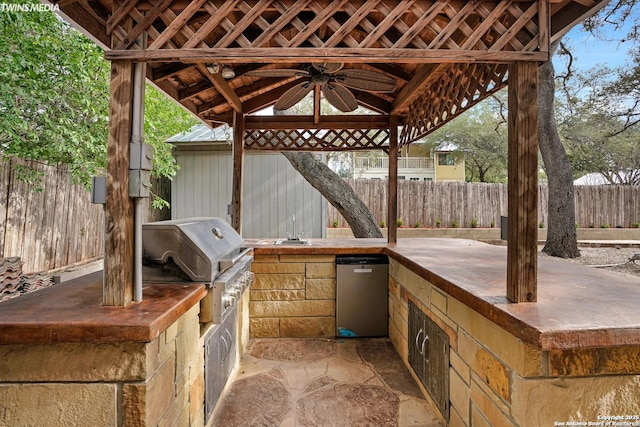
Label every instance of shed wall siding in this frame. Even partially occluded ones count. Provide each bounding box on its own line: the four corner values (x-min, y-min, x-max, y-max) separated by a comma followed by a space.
171, 152, 325, 239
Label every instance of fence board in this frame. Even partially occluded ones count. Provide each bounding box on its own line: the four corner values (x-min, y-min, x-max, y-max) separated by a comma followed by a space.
327, 179, 640, 230
0, 158, 171, 273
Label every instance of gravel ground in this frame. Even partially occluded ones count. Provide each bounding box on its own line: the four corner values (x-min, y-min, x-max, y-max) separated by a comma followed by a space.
539, 246, 640, 278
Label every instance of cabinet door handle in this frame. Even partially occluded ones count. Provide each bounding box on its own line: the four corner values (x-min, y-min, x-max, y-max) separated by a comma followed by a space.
416, 329, 424, 355
421, 334, 429, 359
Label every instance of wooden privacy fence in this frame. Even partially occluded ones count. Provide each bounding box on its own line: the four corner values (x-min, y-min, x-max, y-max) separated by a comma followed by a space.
0, 157, 105, 273
0, 157, 170, 273
327, 179, 640, 229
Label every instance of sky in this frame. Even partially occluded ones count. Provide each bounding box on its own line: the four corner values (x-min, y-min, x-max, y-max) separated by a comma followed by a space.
556, 12, 637, 73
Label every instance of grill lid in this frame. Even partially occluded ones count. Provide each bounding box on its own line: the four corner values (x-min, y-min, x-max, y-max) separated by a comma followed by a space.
142, 217, 245, 282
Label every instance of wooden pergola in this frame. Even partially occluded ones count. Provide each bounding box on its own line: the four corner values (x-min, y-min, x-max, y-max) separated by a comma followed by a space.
52, 0, 606, 306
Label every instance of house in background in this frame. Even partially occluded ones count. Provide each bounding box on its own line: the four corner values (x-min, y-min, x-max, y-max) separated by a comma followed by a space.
167, 124, 326, 239
353, 141, 465, 182
574, 170, 640, 186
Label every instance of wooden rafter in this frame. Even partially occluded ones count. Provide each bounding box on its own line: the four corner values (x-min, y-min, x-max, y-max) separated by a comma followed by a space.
55, 0, 606, 148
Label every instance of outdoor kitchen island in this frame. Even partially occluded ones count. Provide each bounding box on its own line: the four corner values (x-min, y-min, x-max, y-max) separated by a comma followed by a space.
248, 238, 640, 427
0, 238, 639, 426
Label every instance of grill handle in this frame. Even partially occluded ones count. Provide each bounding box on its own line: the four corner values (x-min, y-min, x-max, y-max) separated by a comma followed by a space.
219, 247, 252, 271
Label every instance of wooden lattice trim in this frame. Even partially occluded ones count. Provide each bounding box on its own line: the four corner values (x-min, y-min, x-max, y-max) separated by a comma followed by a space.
108, 0, 546, 57
400, 63, 509, 145
244, 128, 390, 151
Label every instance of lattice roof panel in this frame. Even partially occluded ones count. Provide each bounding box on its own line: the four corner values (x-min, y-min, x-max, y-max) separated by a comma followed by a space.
53, 0, 606, 148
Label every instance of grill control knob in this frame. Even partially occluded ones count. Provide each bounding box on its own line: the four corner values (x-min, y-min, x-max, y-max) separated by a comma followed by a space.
243, 271, 255, 287
232, 287, 242, 299
222, 293, 236, 309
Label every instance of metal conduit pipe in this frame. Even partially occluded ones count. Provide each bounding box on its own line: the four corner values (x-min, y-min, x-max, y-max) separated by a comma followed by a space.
132, 57, 145, 303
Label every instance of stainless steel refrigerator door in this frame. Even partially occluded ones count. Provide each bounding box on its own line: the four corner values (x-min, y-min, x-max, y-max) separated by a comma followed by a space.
336, 263, 388, 337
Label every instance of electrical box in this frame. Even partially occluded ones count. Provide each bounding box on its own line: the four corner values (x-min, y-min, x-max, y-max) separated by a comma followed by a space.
91, 176, 106, 204
130, 142, 153, 171
129, 170, 151, 198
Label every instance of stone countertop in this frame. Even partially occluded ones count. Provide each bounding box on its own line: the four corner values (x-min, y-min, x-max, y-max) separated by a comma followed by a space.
0, 271, 206, 345
249, 238, 640, 351
247, 238, 387, 254
2, 238, 639, 349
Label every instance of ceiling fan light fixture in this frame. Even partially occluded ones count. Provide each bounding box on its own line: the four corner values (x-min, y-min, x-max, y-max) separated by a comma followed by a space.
221, 66, 235, 80
244, 63, 395, 111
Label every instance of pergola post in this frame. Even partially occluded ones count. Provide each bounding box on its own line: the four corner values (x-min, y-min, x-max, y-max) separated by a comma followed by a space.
507, 61, 539, 303
104, 59, 135, 306
388, 116, 399, 244
232, 110, 245, 234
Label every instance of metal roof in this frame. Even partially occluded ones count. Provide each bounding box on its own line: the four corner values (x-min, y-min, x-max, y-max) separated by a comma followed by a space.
166, 124, 233, 144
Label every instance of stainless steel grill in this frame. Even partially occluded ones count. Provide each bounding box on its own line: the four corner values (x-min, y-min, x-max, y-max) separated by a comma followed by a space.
141, 217, 254, 423
142, 217, 253, 323
142, 217, 249, 282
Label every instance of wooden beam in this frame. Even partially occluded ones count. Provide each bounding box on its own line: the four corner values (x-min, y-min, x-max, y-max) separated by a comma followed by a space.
58, 2, 110, 49
151, 63, 195, 82
198, 64, 243, 112
244, 115, 390, 130
104, 60, 135, 306
352, 90, 393, 114
550, 0, 607, 42
392, 63, 445, 114
104, 47, 549, 64
388, 116, 399, 244
231, 110, 245, 234
507, 61, 538, 303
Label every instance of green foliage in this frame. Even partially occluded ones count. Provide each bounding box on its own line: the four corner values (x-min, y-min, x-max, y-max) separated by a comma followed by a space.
490, 220, 496, 228
414, 221, 422, 228
420, 93, 508, 183
144, 85, 197, 182
0, 1, 197, 194
601, 223, 611, 229
379, 219, 386, 228
435, 219, 441, 228
396, 217, 403, 227
470, 217, 478, 228
539, 221, 545, 228
632, 223, 640, 228
451, 220, 459, 228
332, 219, 339, 228
0, 1, 109, 185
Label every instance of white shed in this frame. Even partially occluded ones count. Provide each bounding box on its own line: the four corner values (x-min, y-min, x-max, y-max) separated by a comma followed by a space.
167, 124, 326, 239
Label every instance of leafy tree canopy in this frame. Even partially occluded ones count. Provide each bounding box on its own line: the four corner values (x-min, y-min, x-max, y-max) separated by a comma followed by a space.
0, 0, 197, 194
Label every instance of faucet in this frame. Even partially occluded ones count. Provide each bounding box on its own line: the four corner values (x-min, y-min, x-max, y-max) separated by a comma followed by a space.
286, 214, 302, 240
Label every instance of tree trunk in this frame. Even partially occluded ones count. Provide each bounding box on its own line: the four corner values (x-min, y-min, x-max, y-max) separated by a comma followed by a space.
282, 151, 383, 238
539, 38, 580, 258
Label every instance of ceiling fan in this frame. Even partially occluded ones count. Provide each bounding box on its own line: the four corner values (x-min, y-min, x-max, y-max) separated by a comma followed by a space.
244, 63, 396, 112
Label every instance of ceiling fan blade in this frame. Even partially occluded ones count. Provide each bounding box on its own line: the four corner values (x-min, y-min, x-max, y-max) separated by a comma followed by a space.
312, 62, 344, 74
322, 83, 358, 112
334, 69, 397, 93
245, 69, 309, 78
274, 81, 314, 110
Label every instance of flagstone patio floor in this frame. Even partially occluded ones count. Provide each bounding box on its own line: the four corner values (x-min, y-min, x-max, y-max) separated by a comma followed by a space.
210, 337, 444, 427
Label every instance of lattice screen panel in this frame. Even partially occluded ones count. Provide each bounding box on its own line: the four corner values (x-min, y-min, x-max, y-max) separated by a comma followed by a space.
244, 128, 390, 151
107, 0, 544, 56
400, 63, 509, 145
